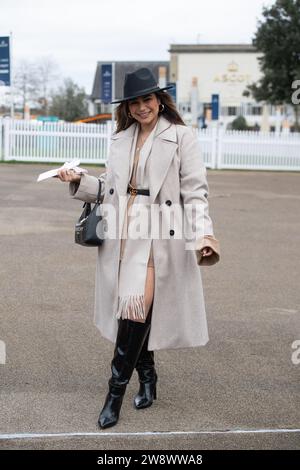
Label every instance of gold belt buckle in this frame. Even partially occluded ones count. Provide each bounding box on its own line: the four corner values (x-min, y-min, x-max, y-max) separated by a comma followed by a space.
129, 184, 138, 196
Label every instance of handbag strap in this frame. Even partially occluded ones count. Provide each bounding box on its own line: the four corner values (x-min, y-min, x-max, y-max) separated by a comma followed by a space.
96, 178, 102, 203
81, 178, 102, 210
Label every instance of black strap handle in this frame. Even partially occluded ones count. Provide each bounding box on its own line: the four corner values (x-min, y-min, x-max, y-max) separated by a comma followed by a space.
96, 178, 102, 203
82, 178, 102, 209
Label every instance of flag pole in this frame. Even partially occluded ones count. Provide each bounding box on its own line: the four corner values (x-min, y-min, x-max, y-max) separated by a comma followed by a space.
9, 31, 14, 119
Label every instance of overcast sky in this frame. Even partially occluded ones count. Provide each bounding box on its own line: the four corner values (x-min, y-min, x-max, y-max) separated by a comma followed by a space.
1, 0, 275, 95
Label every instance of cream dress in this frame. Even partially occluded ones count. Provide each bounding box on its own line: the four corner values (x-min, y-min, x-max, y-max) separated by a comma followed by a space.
116, 120, 158, 322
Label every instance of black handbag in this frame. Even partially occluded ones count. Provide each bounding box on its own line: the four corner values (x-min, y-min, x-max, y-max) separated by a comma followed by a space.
75, 179, 105, 246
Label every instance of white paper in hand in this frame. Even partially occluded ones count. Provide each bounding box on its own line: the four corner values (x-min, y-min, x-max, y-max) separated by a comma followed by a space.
37, 159, 88, 182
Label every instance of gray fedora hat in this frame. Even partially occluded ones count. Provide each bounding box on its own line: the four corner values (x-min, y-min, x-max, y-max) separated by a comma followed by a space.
111, 67, 174, 104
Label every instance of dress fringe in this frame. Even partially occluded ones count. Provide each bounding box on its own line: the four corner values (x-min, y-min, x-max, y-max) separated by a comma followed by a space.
116, 294, 146, 320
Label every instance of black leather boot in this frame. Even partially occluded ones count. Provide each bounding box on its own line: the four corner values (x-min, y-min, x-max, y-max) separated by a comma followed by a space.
134, 304, 158, 410
134, 330, 157, 409
98, 318, 151, 429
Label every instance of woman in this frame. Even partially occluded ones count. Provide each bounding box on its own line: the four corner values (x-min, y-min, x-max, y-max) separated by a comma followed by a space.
57, 67, 220, 429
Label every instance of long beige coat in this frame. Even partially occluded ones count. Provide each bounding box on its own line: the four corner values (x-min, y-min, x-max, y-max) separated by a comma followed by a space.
69, 115, 220, 350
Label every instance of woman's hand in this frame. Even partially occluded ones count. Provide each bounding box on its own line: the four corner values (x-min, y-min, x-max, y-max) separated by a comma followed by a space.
57, 169, 81, 183
200, 246, 214, 258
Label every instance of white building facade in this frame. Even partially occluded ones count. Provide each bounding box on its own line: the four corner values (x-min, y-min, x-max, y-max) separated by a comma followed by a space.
169, 44, 286, 130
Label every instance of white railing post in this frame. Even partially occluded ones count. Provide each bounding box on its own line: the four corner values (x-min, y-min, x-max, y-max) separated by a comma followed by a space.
211, 126, 217, 169
216, 126, 223, 169
3, 118, 10, 161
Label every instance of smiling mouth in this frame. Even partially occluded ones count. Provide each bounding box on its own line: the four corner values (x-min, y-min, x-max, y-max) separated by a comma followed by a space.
139, 113, 150, 118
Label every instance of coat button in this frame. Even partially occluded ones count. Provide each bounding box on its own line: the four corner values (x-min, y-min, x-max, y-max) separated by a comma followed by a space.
170, 230, 175, 236
166, 200, 172, 206
109, 188, 114, 194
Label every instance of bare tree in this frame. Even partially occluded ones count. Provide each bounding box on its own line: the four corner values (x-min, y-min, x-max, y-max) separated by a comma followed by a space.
13, 60, 40, 117
36, 56, 60, 115
13, 57, 60, 117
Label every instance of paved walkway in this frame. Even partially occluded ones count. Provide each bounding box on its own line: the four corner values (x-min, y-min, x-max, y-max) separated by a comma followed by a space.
0, 163, 299, 449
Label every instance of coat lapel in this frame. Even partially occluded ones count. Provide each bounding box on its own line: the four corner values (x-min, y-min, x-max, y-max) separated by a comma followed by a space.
148, 116, 178, 203
110, 115, 178, 202
110, 125, 135, 197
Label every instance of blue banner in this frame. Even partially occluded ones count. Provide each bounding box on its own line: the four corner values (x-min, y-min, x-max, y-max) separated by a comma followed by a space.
101, 64, 112, 104
0, 36, 10, 86
211, 94, 219, 120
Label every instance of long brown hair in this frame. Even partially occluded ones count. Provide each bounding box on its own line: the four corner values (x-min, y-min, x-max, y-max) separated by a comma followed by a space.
114, 90, 186, 134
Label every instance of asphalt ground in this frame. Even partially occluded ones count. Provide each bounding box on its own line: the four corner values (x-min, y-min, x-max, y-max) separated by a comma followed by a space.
0, 163, 299, 450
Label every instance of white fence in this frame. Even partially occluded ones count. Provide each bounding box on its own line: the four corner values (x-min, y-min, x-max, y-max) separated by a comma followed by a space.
1, 118, 300, 171
198, 127, 300, 171
2, 119, 111, 164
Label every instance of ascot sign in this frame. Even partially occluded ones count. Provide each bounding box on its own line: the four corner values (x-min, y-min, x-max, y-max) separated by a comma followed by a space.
214, 61, 251, 84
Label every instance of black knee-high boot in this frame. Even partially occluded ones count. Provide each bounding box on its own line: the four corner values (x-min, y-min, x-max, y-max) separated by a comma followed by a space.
98, 318, 151, 429
134, 304, 157, 410
134, 333, 157, 409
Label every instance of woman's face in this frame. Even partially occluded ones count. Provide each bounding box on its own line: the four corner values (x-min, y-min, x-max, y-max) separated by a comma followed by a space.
128, 93, 160, 127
